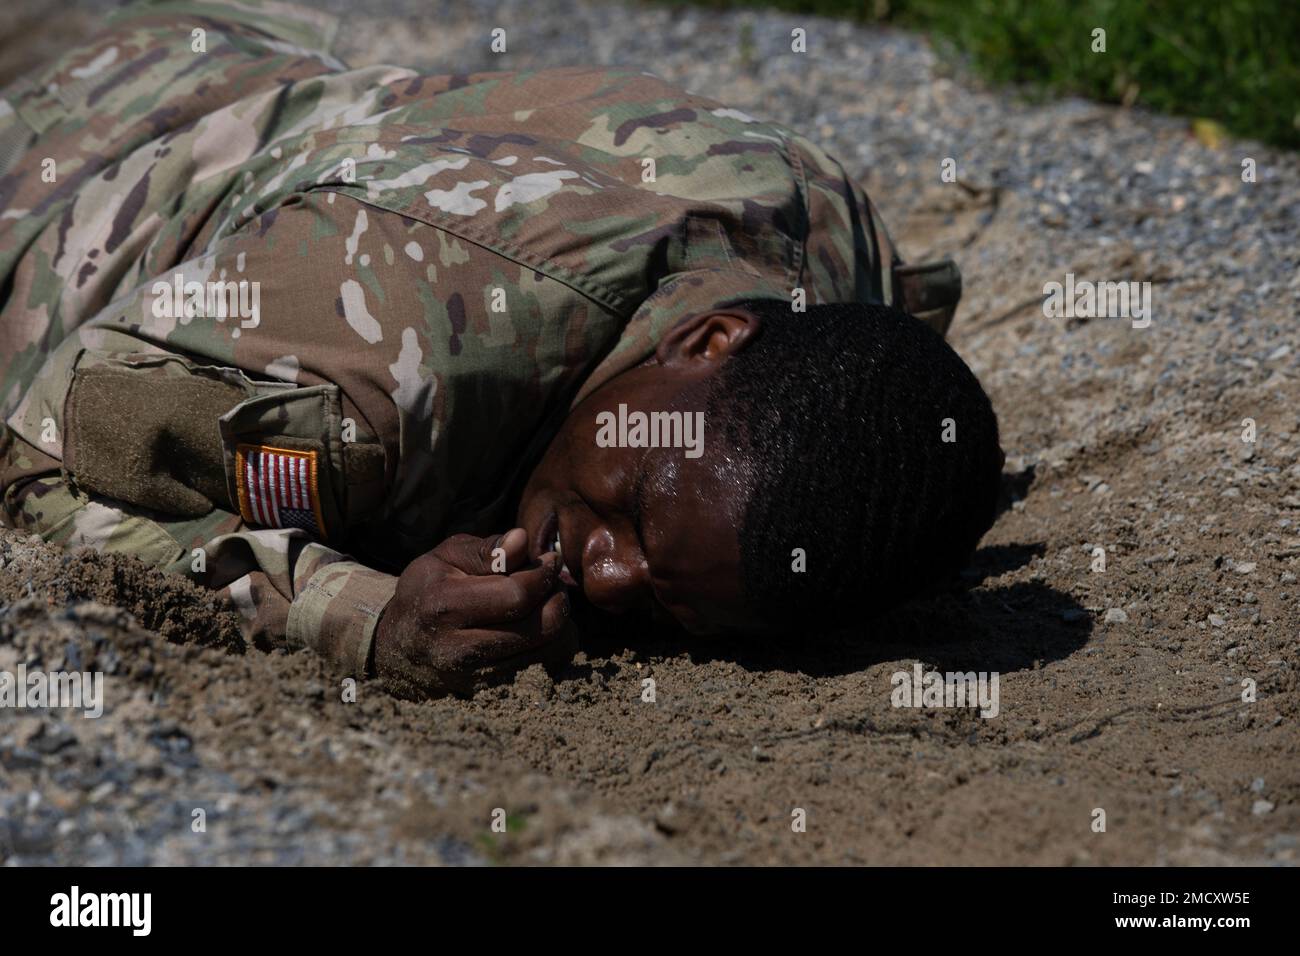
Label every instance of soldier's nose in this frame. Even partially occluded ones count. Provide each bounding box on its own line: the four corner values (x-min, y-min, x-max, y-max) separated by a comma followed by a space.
579, 526, 652, 614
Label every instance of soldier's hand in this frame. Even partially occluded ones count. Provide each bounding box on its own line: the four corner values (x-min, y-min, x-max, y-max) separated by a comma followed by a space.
372, 528, 576, 698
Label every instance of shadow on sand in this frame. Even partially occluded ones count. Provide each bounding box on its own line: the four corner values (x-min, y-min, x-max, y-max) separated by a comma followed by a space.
573, 536, 1089, 680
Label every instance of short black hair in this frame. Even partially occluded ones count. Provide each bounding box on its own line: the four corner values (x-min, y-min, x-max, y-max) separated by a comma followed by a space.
707, 299, 1002, 632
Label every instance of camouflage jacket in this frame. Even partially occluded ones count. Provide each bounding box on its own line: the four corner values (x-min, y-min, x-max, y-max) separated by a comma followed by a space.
0, 0, 957, 676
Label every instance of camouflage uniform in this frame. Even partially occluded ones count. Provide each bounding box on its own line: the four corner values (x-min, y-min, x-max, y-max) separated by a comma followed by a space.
0, 0, 960, 676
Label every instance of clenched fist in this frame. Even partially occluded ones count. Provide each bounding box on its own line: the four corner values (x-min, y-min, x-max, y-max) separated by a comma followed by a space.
373, 528, 576, 698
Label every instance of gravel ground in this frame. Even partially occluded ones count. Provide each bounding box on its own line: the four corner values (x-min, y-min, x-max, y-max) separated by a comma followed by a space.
1, 0, 1297, 866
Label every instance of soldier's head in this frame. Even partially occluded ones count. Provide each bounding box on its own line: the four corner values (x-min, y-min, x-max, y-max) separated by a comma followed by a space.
518, 300, 1003, 638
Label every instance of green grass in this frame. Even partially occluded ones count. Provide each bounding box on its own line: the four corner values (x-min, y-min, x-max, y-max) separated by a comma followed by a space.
668, 0, 1300, 149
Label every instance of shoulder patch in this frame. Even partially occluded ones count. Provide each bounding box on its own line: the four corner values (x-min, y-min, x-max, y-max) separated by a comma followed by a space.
235, 443, 327, 540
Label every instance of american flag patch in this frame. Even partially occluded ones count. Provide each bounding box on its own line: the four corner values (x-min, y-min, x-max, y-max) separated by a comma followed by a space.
234, 443, 327, 539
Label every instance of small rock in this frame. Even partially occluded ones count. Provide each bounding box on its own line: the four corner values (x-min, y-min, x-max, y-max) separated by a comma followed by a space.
89, 781, 115, 803
1252, 799, 1275, 816
30, 725, 77, 756
1104, 608, 1128, 623
1208, 614, 1226, 627
1236, 562, 1257, 574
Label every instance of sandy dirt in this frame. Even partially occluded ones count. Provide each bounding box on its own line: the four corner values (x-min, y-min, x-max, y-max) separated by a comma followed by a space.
1, 0, 1297, 865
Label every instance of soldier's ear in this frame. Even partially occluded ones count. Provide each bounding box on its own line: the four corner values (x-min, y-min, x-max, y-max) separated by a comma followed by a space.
656, 308, 761, 368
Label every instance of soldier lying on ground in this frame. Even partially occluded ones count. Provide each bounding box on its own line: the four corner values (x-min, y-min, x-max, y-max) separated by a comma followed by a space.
0, 0, 1002, 697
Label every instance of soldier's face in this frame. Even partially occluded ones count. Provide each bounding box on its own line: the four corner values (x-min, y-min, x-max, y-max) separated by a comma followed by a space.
517, 310, 767, 637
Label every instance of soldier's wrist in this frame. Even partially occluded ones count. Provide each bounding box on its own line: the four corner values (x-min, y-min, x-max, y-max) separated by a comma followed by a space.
288, 560, 398, 679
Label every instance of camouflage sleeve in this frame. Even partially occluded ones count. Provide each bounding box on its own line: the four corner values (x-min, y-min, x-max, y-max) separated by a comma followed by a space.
0, 191, 423, 676
0, 427, 394, 676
